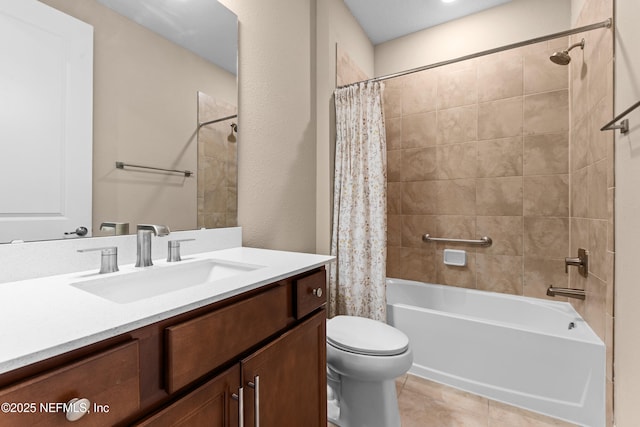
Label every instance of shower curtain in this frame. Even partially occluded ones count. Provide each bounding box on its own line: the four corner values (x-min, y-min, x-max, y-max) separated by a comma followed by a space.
329, 81, 387, 321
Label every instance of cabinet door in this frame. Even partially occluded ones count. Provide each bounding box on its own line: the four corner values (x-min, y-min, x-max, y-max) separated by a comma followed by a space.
241, 310, 327, 427
134, 365, 241, 427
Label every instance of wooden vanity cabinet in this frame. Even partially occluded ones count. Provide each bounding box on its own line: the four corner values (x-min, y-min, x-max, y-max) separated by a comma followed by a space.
0, 267, 327, 427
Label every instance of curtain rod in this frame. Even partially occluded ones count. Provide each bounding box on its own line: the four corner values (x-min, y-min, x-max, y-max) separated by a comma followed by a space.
339, 18, 612, 89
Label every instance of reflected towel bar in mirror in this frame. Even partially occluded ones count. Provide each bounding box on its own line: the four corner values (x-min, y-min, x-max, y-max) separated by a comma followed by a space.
422, 234, 493, 247
600, 100, 640, 134
115, 162, 194, 177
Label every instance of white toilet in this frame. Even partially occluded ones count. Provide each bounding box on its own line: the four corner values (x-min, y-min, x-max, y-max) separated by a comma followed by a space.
326, 315, 413, 427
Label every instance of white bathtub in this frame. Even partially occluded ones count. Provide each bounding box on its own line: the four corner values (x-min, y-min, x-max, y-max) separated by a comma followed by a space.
386, 278, 605, 427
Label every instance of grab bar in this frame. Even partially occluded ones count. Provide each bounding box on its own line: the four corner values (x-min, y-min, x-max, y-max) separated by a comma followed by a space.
116, 161, 193, 177
422, 234, 492, 247
600, 100, 640, 135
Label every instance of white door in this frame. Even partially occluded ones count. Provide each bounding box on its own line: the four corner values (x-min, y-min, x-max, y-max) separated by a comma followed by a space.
0, 0, 93, 242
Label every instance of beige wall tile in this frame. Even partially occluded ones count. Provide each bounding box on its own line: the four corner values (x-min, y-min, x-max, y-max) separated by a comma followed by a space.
402, 181, 437, 215
437, 105, 477, 145
477, 52, 523, 102
402, 69, 438, 115
524, 217, 569, 258
436, 179, 476, 215
402, 215, 437, 248
476, 177, 523, 216
383, 85, 402, 119
524, 90, 569, 135
476, 254, 523, 294
589, 87, 612, 164
478, 97, 523, 140
524, 257, 568, 299
401, 147, 437, 182
588, 160, 608, 219
385, 117, 402, 151
400, 247, 437, 283
570, 116, 590, 172
437, 142, 478, 180
584, 274, 607, 341
589, 219, 608, 281
388, 214, 402, 247
571, 167, 589, 218
476, 216, 523, 256
524, 50, 569, 95
523, 134, 568, 176
437, 67, 478, 109
402, 112, 437, 148
570, 218, 590, 258
477, 137, 523, 178
387, 149, 402, 182
388, 182, 402, 215
523, 175, 569, 217
435, 215, 477, 241
387, 246, 402, 278
437, 252, 477, 289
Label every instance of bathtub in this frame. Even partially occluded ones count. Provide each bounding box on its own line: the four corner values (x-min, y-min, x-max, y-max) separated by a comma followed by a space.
386, 278, 605, 427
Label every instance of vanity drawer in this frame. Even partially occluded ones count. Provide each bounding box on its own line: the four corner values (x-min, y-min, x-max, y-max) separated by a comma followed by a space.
165, 283, 289, 393
294, 269, 326, 319
0, 341, 139, 426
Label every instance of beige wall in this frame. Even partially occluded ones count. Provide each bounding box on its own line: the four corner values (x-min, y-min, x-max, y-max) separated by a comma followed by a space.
614, 0, 640, 424
568, 1, 615, 424
383, 40, 571, 299
41, 0, 237, 236
375, 0, 571, 77
220, 0, 318, 252
316, 0, 374, 254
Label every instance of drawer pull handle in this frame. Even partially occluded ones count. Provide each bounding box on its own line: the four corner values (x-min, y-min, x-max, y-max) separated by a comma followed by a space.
232, 387, 244, 427
312, 287, 323, 297
248, 376, 260, 427
65, 398, 91, 422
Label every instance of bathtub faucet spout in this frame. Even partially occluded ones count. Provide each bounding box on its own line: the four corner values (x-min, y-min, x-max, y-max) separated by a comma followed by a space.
546, 286, 585, 300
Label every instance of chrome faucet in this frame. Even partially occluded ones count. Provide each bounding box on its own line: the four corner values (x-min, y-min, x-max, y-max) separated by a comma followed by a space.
135, 224, 170, 267
546, 286, 586, 300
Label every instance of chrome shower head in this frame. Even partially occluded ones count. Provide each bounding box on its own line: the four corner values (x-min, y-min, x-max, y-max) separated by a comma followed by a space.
549, 38, 585, 65
227, 123, 238, 142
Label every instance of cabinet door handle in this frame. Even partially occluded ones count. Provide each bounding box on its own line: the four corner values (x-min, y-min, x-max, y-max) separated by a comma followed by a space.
65, 397, 91, 422
232, 387, 244, 427
248, 376, 260, 427
312, 287, 323, 297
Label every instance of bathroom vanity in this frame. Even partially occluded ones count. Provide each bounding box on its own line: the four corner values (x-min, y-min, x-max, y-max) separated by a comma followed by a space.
0, 243, 332, 426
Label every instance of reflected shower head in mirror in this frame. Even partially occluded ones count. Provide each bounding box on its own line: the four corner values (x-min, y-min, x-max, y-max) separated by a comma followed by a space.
549, 38, 585, 65
228, 123, 238, 142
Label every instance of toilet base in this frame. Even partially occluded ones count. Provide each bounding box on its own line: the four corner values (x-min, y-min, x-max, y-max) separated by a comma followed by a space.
328, 377, 401, 427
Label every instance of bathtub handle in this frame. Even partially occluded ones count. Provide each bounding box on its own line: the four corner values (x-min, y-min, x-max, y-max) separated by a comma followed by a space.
422, 234, 492, 247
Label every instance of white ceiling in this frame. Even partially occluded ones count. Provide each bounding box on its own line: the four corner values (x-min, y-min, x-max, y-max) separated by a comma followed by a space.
343, 0, 514, 45
95, 0, 237, 75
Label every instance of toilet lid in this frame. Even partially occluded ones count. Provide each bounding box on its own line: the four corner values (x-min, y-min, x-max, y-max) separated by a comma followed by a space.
327, 315, 409, 356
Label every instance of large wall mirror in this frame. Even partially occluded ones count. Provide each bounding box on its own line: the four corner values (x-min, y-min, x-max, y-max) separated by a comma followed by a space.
0, 0, 238, 243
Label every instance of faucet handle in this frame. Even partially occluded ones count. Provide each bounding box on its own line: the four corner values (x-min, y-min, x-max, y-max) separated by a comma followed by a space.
167, 239, 195, 262
100, 222, 130, 235
78, 246, 119, 274
137, 224, 171, 236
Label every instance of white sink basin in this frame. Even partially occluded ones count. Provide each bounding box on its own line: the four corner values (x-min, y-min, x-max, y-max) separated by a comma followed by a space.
71, 259, 264, 304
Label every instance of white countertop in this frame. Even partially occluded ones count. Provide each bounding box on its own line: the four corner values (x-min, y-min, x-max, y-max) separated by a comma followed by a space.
0, 247, 334, 374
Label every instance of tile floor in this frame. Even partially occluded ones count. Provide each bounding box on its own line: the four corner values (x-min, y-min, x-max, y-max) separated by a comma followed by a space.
330, 374, 577, 427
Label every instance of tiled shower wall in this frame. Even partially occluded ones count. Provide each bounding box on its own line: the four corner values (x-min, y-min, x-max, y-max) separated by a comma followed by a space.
197, 91, 238, 229
569, 0, 614, 424
385, 38, 572, 299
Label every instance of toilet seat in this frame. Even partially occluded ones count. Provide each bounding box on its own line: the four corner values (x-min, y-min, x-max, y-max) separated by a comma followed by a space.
327, 315, 409, 356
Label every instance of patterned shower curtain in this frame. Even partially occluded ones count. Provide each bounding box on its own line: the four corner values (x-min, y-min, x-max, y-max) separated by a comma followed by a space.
329, 81, 387, 321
